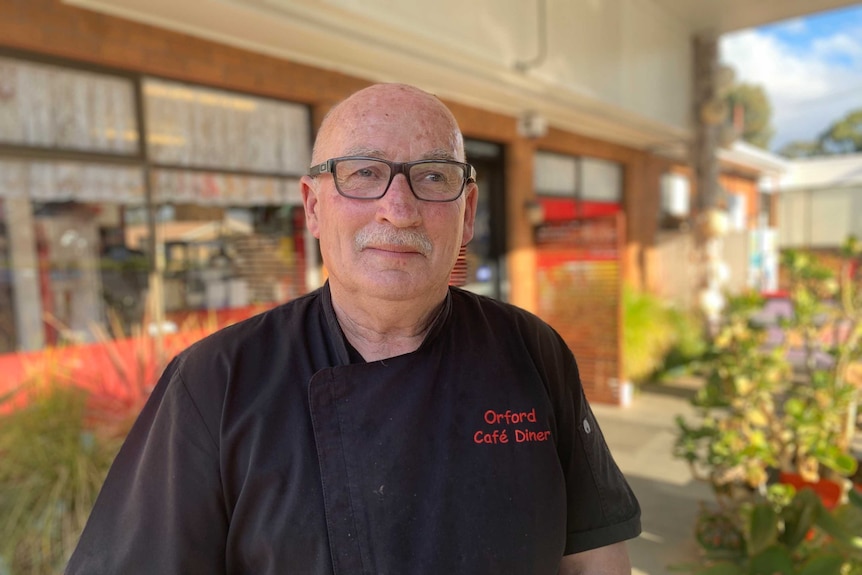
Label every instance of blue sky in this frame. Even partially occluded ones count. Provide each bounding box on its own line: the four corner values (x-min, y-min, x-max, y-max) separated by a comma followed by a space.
720, 3, 862, 152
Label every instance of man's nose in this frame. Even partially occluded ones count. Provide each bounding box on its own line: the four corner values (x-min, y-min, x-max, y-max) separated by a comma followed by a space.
376, 173, 421, 227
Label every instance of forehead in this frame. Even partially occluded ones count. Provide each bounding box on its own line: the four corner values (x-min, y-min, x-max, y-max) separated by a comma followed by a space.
319, 87, 463, 160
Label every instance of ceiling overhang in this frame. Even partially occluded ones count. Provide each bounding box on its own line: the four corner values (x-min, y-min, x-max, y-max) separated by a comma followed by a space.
62, 0, 690, 151
652, 0, 859, 36
63, 0, 859, 158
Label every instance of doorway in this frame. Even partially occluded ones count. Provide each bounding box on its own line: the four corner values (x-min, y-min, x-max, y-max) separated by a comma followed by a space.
463, 139, 507, 301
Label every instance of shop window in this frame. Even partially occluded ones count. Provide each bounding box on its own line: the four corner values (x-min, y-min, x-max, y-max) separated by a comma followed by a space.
0, 159, 146, 348
535, 152, 578, 197
0, 58, 314, 352
463, 139, 505, 300
659, 172, 690, 230
0, 56, 138, 154
581, 158, 622, 203
534, 151, 622, 221
727, 193, 747, 232
148, 170, 307, 321
143, 78, 310, 174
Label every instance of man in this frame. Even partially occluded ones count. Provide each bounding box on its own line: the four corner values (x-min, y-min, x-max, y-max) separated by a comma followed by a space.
67, 83, 640, 574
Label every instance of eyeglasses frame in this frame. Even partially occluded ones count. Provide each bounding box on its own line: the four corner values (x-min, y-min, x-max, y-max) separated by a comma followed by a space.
308, 156, 476, 202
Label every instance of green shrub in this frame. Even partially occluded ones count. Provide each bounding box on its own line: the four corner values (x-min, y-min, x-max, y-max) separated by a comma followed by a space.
0, 383, 122, 575
662, 306, 708, 373
623, 286, 706, 383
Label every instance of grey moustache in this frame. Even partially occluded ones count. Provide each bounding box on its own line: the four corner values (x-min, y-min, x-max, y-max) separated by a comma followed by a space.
354, 227, 433, 256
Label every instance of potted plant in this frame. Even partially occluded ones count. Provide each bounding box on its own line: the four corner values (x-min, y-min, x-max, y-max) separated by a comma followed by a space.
779, 240, 861, 490
678, 485, 862, 574
674, 292, 795, 499
673, 236, 862, 574
675, 241, 861, 502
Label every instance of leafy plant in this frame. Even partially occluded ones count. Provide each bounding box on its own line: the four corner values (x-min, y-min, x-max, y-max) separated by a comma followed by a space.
676, 242, 861, 496
781, 242, 861, 480
661, 306, 708, 375
623, 287, 705, 383
679, 486, 862, 574
623, 286, 675, 382
674, 293, 794, 493
674, 237, 862, 574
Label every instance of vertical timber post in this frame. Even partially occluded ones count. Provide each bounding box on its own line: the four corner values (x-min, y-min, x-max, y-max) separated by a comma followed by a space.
692, 33, 728, 334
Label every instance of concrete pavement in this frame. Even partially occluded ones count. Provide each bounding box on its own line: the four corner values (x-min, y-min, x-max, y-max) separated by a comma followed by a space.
591, 381, 713, 575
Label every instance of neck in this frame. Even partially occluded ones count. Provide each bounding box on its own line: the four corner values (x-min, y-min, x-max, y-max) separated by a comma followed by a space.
329, 283, 447, 362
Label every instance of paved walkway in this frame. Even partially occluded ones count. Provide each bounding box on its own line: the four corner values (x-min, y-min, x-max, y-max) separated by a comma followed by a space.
590, 381, 713, 575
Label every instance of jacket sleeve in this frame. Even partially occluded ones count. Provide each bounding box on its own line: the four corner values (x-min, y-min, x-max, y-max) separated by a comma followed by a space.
520, 316, 641, 555
65, 356, 228, 575
556, 350, 641, 554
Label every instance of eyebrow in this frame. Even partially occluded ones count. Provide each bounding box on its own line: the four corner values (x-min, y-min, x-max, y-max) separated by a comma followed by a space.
340, 147, 459, 161
420, 149, 458, 161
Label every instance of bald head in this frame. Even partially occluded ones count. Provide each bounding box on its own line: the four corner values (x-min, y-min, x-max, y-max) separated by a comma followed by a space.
312, 84, 465, 165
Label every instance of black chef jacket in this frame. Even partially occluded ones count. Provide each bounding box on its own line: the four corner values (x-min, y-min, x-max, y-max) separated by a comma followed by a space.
66, 283, 640, 575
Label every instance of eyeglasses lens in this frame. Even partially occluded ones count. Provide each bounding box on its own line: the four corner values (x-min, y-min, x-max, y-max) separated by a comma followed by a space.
333, 159, 465, 201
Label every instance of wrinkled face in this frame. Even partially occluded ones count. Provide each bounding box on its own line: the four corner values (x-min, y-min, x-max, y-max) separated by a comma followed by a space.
301, 85, 477, 303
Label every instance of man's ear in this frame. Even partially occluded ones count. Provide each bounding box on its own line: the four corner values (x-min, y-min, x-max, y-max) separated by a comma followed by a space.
300, 176, 321, 239
460, 181, 478, 246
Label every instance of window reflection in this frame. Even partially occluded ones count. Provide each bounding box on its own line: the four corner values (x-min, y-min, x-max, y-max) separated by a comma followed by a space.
0, 166, 310, 351
0, 203, 15, 353
0, 160, 146, 350
0, 60, 314, 355
146, 195, 307, 325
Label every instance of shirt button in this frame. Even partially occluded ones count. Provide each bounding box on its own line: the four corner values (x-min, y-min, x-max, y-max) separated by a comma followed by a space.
583, 418, 592, 434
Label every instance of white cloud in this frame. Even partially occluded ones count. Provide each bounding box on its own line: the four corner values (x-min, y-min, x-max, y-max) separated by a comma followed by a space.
720, 29, 862, 151
812, 32, 862, 61
769, 17, 807, 35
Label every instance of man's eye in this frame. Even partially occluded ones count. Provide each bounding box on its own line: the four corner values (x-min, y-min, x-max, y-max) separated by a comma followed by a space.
349, 165, 387, 179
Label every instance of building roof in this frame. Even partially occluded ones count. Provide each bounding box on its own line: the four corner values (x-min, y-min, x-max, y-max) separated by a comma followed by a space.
778, 152, 862, 190
719, 140, 790, 177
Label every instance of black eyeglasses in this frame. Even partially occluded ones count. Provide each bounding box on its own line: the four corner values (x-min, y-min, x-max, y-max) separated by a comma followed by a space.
308, 156, 476, 202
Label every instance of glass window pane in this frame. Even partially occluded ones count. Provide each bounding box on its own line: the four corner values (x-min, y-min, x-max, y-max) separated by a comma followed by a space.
0, 160, 145, 204
149, 170, 308, 325
660, 173, 690, 217
534, 151, 577, 196
727, 193, 747, 232
0, 56, 139, 154
150, 169, 300, 206
0, 160, 147, 350
143, 79, 311, 174
581, 157, 622, 202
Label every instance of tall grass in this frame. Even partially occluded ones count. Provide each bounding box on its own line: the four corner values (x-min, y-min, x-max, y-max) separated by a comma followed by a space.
0, 310, 223, 574
0, 381, 122, 574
